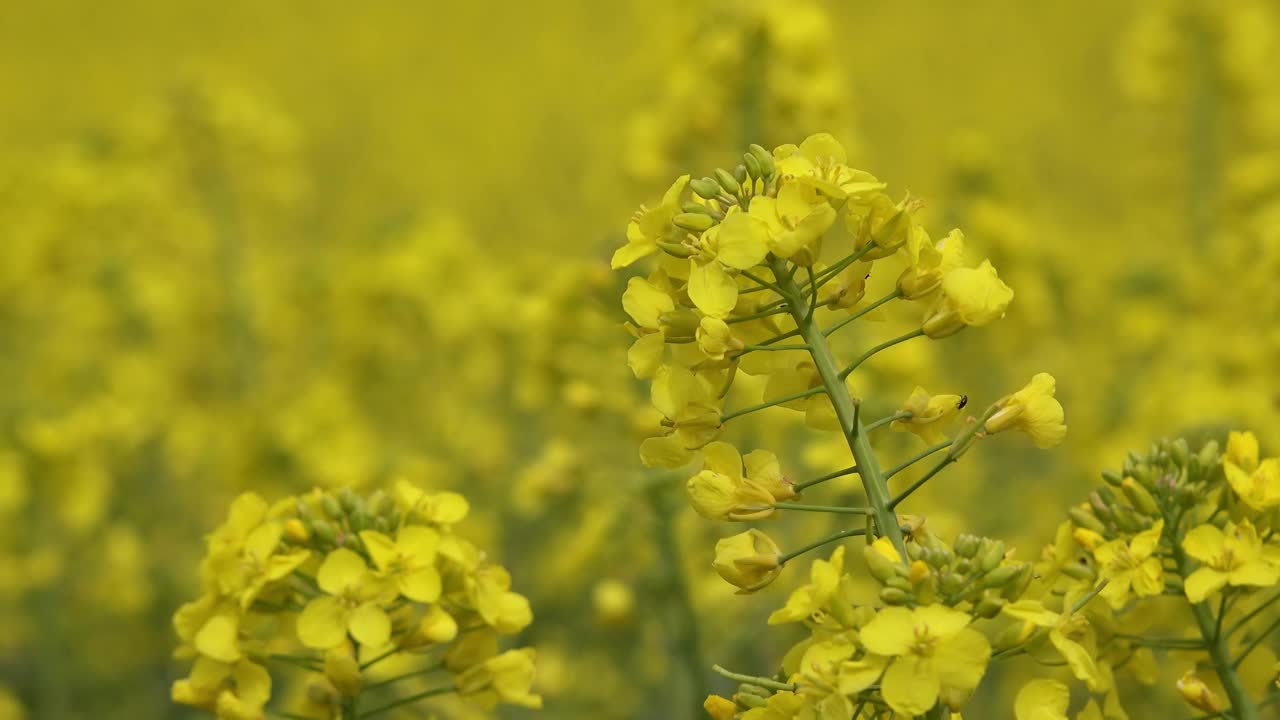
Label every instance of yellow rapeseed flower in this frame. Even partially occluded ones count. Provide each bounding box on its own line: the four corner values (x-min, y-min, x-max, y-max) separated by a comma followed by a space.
297, 548, 392, 649
1223, 431, 1280, 511
1092, 520, 1164, 609
858, 604, 991, 716
1182, 520, 1280, 602
358, 526, 443, 603
985, 373, 1067, 448
922, 260, 1013, 338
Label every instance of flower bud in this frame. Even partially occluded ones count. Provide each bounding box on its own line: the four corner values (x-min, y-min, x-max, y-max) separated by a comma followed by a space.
284, 518, 310, 544
733, 165, 748, 184
1176, 671, 1224, 713
311, 520, 338, 544
1121, 477, 1160, 515
1061, 561, 1097, 582
1101, 469, 1123, 487
954, 534, 980, 558
1170, 438, 1190, 466
748, 144, 775, 176
692, 177, 722, 200
975, 595, 1006, 618
1072, 527, 1105, 551
743, 153, 763, 180
713, 530, 782, 592
715, 169, 740, 195
338, 487, 359, 514
1068, 506, 1107, 535
980, 564, 1022, 590
978, 540, 1006, 573
674, 212, 716, 232
419, 604, 459, 644
320, 495, 343, 519
863, 544, 900, 583
880, 587, 911, 605
704, 695, 738, 720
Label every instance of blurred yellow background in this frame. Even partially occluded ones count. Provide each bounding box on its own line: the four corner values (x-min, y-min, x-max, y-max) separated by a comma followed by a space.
0, 1, 1276, 718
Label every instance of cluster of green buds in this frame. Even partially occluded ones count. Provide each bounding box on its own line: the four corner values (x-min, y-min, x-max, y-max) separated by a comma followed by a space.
170, 482, 540, 720
865, 531, 1032, 615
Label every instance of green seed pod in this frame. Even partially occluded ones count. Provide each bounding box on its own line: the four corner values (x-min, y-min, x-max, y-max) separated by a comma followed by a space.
975, 595, 1006, 618
978, 541, 1006, 573
738, 684, 770, 699
862, 545, 899, 583
715, 168, 740, 194
880, 587, 911, 605
954, 534, 980, 558
748, 144, 775, 176
1121, 477, 1160, 515
691, 177, 722, 199
673, 212, 715, 232
1100, 469, 1124, 487
736, 692, 767, 709
743, 153, 762, 180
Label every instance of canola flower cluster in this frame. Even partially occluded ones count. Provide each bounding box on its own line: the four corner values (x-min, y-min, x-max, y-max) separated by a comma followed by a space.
172, 483, 539, 719
614, 132, 1280, 718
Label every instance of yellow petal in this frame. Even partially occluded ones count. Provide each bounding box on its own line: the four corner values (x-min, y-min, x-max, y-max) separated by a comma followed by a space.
1182, 524, 1226, 563
715, 212, 770, 270
400, 566, 443, 603
1185, 568, 1228, 604
398, 526, 440, 563
687, 260, 738, 318
358, 532, 397, 574
348, 602, 391, 647
1015, 679, 1070, 720
628, 333, 666, 379
934, 627, 991, 693
859, 607, 916, 657
881, 655, 939, 716
297, 597, 348, 649
194, 612, 241, 663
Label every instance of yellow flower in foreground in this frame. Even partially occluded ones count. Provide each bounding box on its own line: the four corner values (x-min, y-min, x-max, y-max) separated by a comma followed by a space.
984, 373, 1067, 448
297, 549, 392, 649
1003, 599, 1103, 691
922, 260, 1013, 338
891, 386, 965, 444
1182, 520, 1280, 602
358, 526, 442, 603
613, 175, 689, 268
639, 365, 722, 468
1092, 520, 1164, 609
713, 529, 782, 592
859, 604, 991, 716
686, 442, 777, 521
457, 648, 542, 709
768, 546, 844, 625
1223, 431, 1280, 511
898, 227, 966, 300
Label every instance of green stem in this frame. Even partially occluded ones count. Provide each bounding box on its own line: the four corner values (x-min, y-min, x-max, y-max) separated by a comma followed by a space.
1171, 526, 1259, 719
728, 301, 788, 324
822, 288, 903, 337
865, 411, 911, 433
794, 464, 859, 492
736, 343, 811, 353
359, 687, 454, 718
774, 503, 871, 515
720, 385, 825, 423
839, 328, 926, 380
359, 646, 400, 670
889, 456, 953, 509
364, 663, 444, 690
771, 256, 907, 558
811, 242, 879, 290
884, 440, 953, 480
1233, 614, 1280, 670
778, 527, 869, 565
1227, 590, 1280, 639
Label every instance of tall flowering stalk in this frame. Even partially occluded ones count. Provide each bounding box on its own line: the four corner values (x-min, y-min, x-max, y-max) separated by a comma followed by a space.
614, 134, 1067, 718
